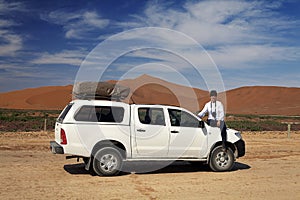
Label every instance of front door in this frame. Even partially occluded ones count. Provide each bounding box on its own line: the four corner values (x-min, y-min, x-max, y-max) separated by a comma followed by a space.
167, 108, 207, 158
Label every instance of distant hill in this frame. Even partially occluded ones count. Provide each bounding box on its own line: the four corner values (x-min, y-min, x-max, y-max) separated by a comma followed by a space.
0, 85, 73, 110
226, 86, 300, 116
0, 75, 299, 116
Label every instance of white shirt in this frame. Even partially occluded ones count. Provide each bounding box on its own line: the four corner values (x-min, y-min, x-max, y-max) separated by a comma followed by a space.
198, 100, 224, 121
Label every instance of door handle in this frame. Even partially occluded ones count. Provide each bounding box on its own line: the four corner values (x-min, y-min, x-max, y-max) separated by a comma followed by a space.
137, 129, 146, 132
171, 130, 179, 133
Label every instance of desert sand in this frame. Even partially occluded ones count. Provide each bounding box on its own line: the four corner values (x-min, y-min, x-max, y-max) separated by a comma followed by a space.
1, 131, 300, 200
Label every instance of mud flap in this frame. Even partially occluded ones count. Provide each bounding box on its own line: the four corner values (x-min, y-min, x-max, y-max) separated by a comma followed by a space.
84, 157, 92, 171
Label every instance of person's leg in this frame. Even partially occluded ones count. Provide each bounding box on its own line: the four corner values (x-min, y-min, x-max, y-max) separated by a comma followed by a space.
220, 121, 227, 150
207, 119, 211, 126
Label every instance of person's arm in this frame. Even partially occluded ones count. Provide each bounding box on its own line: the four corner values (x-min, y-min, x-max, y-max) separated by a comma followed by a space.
198, 103, 208, 118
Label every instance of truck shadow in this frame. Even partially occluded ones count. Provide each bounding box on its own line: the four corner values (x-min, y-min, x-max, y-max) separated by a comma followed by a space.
64, 161, 250, 176
63, 163, 90, 175
122, 161, 250, 175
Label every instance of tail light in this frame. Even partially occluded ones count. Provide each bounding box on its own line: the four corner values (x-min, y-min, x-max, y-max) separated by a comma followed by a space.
60, 129, 67, 145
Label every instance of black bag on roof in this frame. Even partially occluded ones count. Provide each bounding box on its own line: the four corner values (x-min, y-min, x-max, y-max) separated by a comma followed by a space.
73, 82, 130, 101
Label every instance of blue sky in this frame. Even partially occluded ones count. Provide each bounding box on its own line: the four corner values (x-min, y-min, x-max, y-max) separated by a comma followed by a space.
0, 0, 300, 92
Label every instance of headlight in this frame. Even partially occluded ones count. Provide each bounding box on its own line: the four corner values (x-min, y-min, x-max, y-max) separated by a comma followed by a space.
235, 132, 242, 139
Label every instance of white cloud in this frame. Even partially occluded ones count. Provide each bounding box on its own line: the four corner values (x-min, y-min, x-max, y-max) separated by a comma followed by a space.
0, 19, 18, 27
0, 30, 22, 56
82, 11, 109, 28
118, 0, 300, 71
31, 50, 86, 66
41, 10, 109, 39
0, 0, 25, 56
184, 0, 248, 24
223, 69, 300, 90
209, 45, 300, 69
134, 0, 293, 46
0, 63, 41, 79
0, 0, 25, 13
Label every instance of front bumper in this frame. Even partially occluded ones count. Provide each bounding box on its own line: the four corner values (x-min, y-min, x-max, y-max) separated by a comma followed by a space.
50, 141, 64, 154
234, 139, 245, 158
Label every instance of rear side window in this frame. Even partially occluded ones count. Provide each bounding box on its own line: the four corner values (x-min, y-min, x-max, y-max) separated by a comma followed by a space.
74, 106, 124, 123
57, 103, 73, 123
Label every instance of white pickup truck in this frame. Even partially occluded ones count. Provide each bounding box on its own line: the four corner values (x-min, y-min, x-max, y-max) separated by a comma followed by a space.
50, 99, 245, 176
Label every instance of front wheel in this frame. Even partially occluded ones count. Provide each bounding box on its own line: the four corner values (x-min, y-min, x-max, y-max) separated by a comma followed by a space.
93, 147, 123, 176
209, 146, 234, 172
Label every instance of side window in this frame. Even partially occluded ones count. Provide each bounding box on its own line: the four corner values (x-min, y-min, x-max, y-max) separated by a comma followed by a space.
75, 106, 97, 122
168, 109, 199, 127
57, 103, 73, 123
168, 109, 181, 126
74, 106, 124, 123
138, 107, 165, 126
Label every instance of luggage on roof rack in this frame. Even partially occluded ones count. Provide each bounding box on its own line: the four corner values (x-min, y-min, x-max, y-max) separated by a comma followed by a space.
73, 82, 130, 101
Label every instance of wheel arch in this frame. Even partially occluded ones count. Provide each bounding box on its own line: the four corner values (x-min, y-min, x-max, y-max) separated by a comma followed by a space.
91, 140, 127, 159
207, 141, 236, 163
84, 140, 127, 173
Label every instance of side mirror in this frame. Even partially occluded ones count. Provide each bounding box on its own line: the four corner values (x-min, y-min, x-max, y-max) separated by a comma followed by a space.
198, 120, 205, 128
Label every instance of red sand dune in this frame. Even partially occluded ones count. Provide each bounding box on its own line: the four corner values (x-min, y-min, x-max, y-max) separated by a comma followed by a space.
0, 75, 299, 116
226, 86, 300, 116
113, 75, 208, 112
0, 85, 73, 110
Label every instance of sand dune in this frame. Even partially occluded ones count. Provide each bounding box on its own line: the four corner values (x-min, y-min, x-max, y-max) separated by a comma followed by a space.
0, 75, 299, 116
226, 86, 300, 116
0, 85, 73, 110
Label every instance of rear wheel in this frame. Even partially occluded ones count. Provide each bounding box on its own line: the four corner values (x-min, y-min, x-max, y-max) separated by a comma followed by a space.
209, 146, 234, 172
93, 147, 123, 176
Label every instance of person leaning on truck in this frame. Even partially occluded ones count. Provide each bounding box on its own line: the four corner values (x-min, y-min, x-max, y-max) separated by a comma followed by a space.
198, 90, 227, 151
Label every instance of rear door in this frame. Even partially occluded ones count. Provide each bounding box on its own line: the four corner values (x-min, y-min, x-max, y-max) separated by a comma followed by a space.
133, 106, 169, 157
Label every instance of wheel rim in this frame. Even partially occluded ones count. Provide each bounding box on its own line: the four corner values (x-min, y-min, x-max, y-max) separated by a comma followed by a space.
215, 151, 230, 168
99, 154, 118, 172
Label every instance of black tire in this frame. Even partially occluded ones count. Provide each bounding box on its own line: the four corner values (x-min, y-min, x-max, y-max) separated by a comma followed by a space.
209, 146, 234, 172
93, 147, 123, 176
